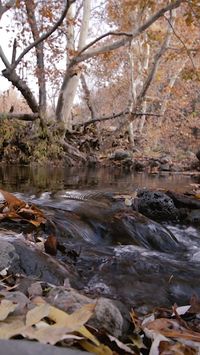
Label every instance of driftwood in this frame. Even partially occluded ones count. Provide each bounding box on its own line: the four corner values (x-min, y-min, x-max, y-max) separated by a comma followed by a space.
0, 113, 39, 121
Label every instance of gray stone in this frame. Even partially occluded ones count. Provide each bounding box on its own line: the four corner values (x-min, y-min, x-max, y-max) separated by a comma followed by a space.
90, 297, 124, 337
0, 339, 90, 355
47, 287, 124, 337
110, 149, 131, 161
0, 240, 20, 273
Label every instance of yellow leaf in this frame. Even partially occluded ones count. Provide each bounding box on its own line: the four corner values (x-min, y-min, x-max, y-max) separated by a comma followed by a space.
80, 340, 113, 355
0, 300, 18, 321
26, 303, 50, 326
0, 319, 26, 339
48, 303, 99, 345
23, 324, 69, 345
48, 303, 95, 330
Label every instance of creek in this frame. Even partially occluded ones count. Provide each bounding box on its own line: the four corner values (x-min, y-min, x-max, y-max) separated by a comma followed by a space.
0, 165, 200, 314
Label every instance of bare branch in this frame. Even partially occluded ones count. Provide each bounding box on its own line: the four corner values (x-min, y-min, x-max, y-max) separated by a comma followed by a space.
164, 13, 197, 72
11, 0, 76, 70
11, 38, 17, 64
74, 110, 162, 129
72, 0, 184, 65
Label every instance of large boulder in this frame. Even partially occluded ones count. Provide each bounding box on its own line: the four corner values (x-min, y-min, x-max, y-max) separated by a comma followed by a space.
136, 189, 179, 222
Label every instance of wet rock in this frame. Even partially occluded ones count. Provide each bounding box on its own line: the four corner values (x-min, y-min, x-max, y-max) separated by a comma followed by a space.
47, 287, 124, 337
136, 190, 179, 222
0, 234, 77, 287
0, 240, 20, 273
186, 209, 200, 224
110, 210, 180, 252
133, 160, 146, 171
12, 240, 77, 286
81, 242, 200, 314
110, 149, 131, 161
166, 190, 200, 210
0, 340, 89, 355
159, 163, 170, 171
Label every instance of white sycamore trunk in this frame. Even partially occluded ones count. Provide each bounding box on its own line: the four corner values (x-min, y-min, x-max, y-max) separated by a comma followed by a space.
61, 0, 91, 131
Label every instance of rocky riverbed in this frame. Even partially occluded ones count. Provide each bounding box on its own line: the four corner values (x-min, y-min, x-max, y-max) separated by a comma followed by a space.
0, 187, 200, 353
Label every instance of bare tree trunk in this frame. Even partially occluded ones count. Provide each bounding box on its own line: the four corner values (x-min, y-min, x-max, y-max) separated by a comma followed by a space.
128, 7, 151, 147
80, 73, 95, 120
56, 0, 91, 130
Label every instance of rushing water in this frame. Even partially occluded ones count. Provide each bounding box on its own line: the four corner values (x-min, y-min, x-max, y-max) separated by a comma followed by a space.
0, 165, 200, 313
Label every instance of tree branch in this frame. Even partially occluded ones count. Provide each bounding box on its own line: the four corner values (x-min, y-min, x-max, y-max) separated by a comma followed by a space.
74, 110, 162, 129
10, 0, 76, 71
71, 0, 184, 65
2, 68, 39, 113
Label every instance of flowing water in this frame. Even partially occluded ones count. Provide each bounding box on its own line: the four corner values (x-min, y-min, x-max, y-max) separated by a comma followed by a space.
0, 165, 200, 313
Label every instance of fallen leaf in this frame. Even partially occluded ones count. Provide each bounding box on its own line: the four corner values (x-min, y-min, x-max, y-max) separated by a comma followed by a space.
0, 318, 26, 339
172, 305, 191, 316
26, 303, 50, 326
108, 334, 135, 353
0, 299, 18, 321
0, 189, 25, 210
48, 303, 95, 331
145, 318, 200, 342
23, 324, 74, 345
44, 235, 57, 255
159, 340, 198, 354
80, 339, 113, 355
33, 299, 99, 345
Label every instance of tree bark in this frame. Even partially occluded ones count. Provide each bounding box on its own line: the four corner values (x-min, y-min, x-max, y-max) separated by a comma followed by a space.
25, 0, 46, 114
2, 68, 39, 113
80, 73, 95, 120
56, 0, 91, 130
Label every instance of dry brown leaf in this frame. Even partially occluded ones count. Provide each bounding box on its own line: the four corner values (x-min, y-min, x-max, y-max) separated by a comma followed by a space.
159, 340, 198, 355
0, 299, 18, 321
0, 190, 25, 210
145, 318, 200, 342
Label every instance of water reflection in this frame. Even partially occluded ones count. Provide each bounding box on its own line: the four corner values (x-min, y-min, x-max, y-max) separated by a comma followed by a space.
0, 165, 195, 196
